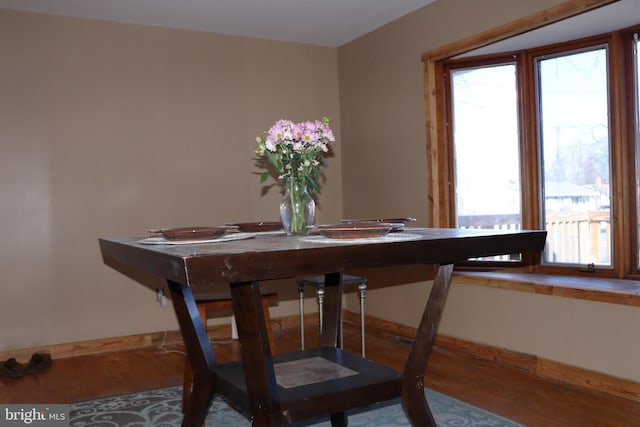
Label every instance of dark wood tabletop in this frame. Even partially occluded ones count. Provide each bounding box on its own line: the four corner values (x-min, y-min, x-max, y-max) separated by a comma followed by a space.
99, 228, 546, 286
99, 227, 546, 427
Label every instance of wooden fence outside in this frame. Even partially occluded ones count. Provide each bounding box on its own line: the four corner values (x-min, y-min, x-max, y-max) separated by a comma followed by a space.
458, 210, 611, 265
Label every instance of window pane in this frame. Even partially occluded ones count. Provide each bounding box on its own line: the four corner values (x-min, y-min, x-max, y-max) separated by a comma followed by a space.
451, 64, 521, 261
538, 48, 612, 267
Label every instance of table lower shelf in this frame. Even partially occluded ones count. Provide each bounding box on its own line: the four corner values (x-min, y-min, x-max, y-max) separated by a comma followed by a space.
213, 347, 402, 424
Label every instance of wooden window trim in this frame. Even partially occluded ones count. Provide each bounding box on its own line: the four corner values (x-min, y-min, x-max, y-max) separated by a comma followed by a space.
622, 28, 640, 274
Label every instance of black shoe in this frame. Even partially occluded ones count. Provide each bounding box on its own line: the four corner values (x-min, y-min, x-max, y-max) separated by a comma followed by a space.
23, 353, 52, 375
0, 358, 26, 378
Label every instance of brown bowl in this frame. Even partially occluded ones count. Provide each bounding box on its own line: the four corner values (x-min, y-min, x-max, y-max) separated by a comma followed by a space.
153, 226, 238, 241
225, 222, 283, 232
311, 223, 395, 239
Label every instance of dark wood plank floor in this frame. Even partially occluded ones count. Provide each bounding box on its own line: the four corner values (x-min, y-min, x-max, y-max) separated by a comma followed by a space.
2, 322, 639, 426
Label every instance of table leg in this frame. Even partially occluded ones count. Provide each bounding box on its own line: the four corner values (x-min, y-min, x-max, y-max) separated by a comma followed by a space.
319, 273, 347, 425
401, 264, 454, 427
330, 412, 348, 427
166, 281, 216, 427
319, 272, 344, 348
230, 281, 278, 427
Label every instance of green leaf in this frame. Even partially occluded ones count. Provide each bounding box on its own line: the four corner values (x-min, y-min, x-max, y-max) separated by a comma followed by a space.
260, 172, 270, 183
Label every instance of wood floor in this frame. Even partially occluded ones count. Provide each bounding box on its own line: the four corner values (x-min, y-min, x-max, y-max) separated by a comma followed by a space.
2, 321, 639, 427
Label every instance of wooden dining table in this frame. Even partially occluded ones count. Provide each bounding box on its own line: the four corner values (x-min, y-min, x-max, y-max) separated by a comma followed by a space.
99, 227, 546, 427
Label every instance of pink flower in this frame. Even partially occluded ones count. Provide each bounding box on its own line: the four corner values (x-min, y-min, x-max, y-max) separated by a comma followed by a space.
268, 120, 296, 143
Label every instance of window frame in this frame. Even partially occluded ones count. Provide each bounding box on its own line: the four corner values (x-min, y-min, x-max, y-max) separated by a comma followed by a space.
443, 54, 530, 269
531, 36, 615, 276
624, 29, 640, 278
423, 2, 640, 279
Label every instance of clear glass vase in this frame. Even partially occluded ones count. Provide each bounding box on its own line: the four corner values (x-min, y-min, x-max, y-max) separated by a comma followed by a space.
280, 181, 315, 235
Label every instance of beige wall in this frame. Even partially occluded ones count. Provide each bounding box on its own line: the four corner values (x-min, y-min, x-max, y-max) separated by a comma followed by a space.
338, 0, 640, 383
0, 9, 341, 351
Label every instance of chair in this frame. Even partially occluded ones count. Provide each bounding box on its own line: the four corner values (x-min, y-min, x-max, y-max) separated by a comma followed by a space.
297, 274, 367, 357
182, 286, 279, 416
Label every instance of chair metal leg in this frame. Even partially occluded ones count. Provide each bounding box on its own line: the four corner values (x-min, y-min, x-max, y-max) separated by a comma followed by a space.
317, 286, 325, 333
298, 282, 305, 350
358, 281, 367, 357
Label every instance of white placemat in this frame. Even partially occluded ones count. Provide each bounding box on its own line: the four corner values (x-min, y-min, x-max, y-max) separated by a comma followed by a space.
138, 232, 256, 245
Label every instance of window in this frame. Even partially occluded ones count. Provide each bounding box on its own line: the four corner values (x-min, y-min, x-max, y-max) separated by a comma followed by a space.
450, 62, 522, 262
451, 64, 521, 230
436, 26, 640, 277
537, 46, 611, 267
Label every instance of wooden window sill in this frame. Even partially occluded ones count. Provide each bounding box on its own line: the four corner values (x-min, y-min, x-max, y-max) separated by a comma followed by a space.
452, 271, 640, 307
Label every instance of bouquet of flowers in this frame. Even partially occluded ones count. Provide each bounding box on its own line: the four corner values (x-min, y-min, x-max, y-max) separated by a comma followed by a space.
255, 117, 335, 234
255, 117, 335, 194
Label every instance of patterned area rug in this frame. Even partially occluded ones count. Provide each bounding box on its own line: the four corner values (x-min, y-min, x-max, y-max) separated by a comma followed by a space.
70, 386, 523, 427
